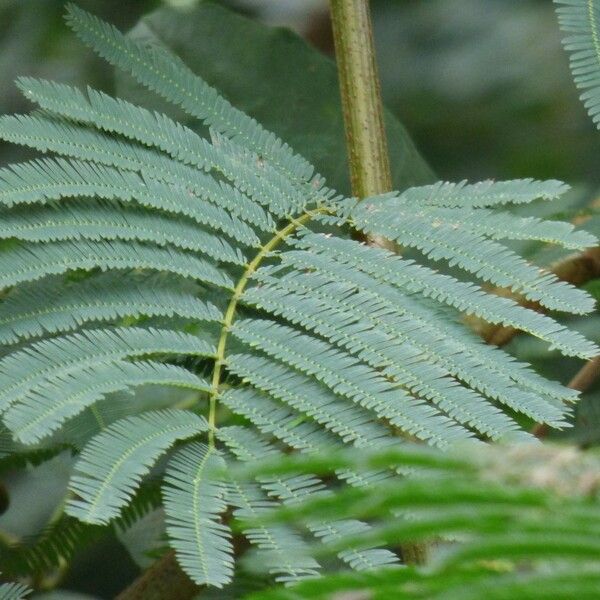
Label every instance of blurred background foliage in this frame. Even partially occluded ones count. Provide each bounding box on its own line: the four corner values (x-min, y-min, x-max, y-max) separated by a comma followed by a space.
0, 1, 598, 597
5, 0, 600, 184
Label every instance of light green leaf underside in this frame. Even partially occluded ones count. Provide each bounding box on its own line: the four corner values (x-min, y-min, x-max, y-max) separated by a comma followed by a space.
419, 205, 595, 250
398, 179, 569, 208
67, 409, 207, 524
219, 426, 398, 574
230, 320, 471, 448
227, 353, 393, 448
4, 360, 209, 444
217, 424, 281, 462
0, 273, 222, 346
290, 233, 598, 359
0, 156, 259, 246
242, 278, 529, 440
252, 260, 574, 424
221, 387, 338, 453
0, 238, 233, 292
394, 180, 595, 249
17, 77, 307, 219
275, 244, 583, 402
162, 442, 234, 588
351, 194, 595, 314
227, 478, 322, 583
0, 327, 214, 413
262, 475, 399, 572
0, 113, 275, 232
0, 200, 246, 265
0, 5, 595, 590
0, 580, 30, 600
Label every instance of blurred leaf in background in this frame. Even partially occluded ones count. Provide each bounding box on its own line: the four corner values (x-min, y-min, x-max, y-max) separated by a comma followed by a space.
372, 0, 600, 184
0, 0, 159, 165
118, 1, 434, 196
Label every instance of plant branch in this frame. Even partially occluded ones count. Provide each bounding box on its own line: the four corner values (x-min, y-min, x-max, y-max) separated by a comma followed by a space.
474, 247, 600, 347
533, 355, 600, 439
569, 355, 600, 392
120, 207, 329, 599
207, 209, 326, 446
115, 551, 197, 600
329, 0, 426, 566
329, 0, 391, 197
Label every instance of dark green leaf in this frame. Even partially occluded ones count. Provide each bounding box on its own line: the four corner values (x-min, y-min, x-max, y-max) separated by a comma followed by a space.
119, 2, 434, 195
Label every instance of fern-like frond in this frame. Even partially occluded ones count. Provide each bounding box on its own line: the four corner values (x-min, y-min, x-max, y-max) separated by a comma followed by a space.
0, 273, 221, 346
397, 179, 569, 208
555, 0, 600, 127
67, 409, 206, 524
217, 425, 281, 462
221, 388, 393, 505
260, 473, 400, 572
417, 205, 595, 249
3, 360, 210, 444
268, 250, 588, 404
16, 78, 306, 218
308, 519, 400, 572
216, 426, 324, 583
209, 130, 312, 217
0, 113, 276, 232
0, 327, 214, 413
0, 157, 259, 247
0, 239, 233, 292
227, 478, 322, 584
221, 387, 337, 453
232, 320, 484, 446
64, 3, 314, 183
242, 278, 528, 441
0, 580, 30, 600
350, 194, 595, 314
219, 427, 395, 576
227, 353, 397, 448
0, 200, 246, 265
0, 6, 596, 590
291, 233, 597, 358
162, 442, 234, 587
261, 251, 579, 421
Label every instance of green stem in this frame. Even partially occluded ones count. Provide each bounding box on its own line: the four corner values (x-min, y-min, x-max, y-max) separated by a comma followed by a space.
207, 209, 324, 446
329, 0, 427, 566
329, 0, 392, 198
119, 208, 325, 599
